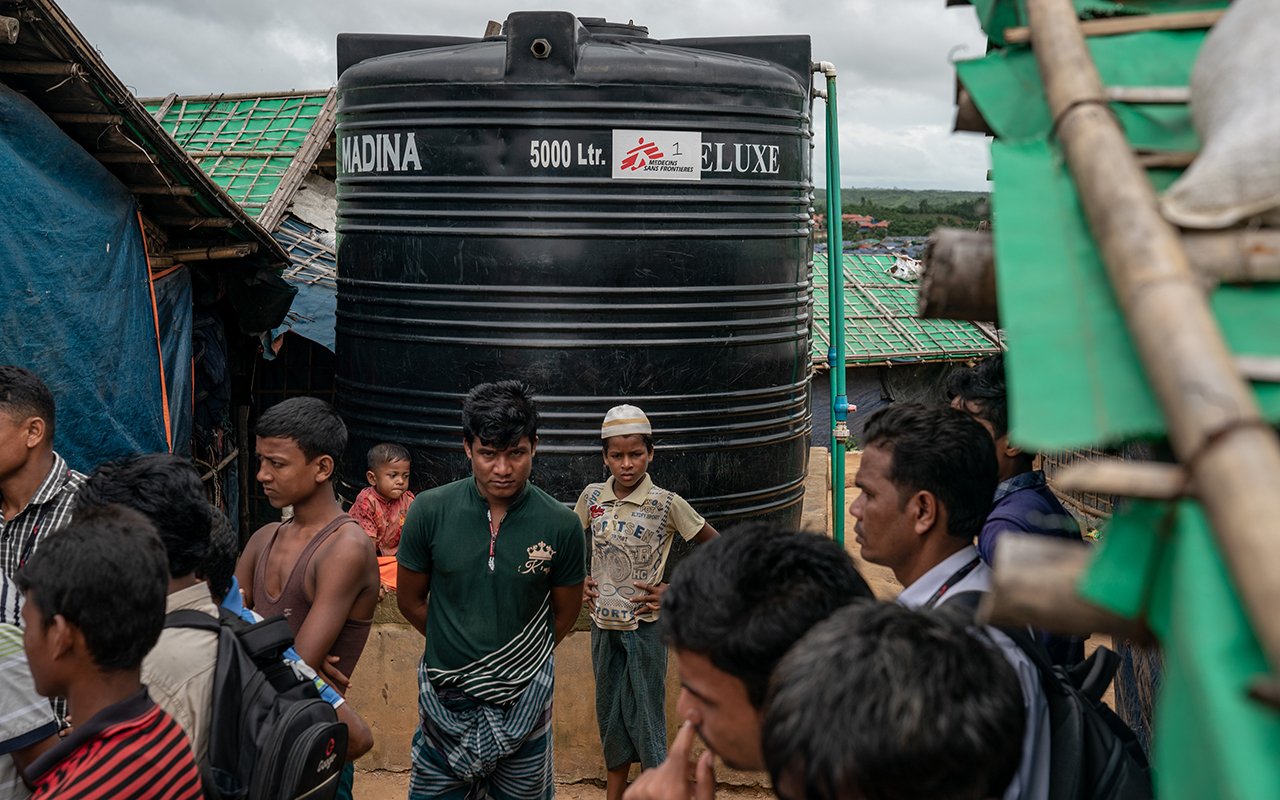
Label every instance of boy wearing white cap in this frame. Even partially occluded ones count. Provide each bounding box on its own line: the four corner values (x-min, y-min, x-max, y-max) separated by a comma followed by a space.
573, 404, 718, 800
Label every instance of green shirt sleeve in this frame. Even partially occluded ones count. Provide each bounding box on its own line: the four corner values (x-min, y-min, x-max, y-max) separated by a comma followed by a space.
552, 512, 587, 587
396, 492, 434, 574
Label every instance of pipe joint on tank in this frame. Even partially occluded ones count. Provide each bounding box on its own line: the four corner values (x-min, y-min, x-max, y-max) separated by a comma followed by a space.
812, 61, 837, 78
827, 347, 838, 370
812, 86, 828, 100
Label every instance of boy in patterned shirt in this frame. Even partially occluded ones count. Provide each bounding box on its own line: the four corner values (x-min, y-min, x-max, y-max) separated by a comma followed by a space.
349, 443, 415, 593
574, 404, 718, 800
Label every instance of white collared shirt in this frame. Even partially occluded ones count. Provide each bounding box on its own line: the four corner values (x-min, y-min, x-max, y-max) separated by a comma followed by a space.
898, 546, 1051, 800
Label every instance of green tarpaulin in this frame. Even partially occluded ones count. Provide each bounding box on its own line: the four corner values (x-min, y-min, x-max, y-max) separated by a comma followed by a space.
1081, 501, 1280, 800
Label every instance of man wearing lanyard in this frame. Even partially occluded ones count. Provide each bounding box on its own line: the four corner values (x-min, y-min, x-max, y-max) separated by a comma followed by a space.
849, 403, 1050, 800
397, 381, 585, 800
0, 366, 85, 582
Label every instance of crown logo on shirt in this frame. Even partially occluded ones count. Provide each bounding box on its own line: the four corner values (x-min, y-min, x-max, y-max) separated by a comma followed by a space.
520, 541, 556, 575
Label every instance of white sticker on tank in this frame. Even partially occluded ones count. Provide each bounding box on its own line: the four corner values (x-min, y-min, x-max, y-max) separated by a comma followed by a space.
611, 130, 702, 181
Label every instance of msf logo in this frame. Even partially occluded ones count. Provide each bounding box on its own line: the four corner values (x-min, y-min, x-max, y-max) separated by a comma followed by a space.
619, 138, 664, 171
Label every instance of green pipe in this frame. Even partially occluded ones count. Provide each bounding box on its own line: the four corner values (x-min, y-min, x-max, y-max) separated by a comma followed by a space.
817, 62, 848, 547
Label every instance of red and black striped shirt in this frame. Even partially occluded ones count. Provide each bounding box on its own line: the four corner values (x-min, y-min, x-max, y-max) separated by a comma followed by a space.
25, 689, 202, 799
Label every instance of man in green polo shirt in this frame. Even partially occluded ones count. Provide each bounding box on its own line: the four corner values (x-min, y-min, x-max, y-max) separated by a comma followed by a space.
397, 380, 585, 800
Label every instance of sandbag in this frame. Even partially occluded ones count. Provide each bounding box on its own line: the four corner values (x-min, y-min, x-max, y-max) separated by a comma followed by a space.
1160, 0, 1280, 230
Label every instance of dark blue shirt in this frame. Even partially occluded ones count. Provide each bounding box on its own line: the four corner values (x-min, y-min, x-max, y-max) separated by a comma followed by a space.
981, 470, 1085, 666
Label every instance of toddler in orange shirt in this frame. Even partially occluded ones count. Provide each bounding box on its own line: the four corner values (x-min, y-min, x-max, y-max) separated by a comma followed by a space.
349, 443, 415, 592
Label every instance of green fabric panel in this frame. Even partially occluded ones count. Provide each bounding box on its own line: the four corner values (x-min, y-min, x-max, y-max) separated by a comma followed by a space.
991, 139, 1280, 449
811, 253, 999, 364
955, 30, 1202, 149
1076, 499, 1171, 618
1150, 503, 1280, 800
1081, 500, 1280, 799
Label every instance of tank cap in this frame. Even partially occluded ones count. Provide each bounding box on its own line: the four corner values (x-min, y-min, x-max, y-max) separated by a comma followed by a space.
577, 18, 650, 38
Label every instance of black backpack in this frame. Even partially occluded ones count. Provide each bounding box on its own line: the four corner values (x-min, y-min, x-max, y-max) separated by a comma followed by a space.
946, 592, 1153, 800
165, 609, 348, 800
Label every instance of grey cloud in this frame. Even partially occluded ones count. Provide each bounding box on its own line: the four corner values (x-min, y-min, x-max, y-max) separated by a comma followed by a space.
60, 0, 990, 189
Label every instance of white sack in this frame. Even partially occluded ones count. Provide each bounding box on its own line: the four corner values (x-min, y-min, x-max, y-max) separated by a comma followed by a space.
1160, 0, 1280, 229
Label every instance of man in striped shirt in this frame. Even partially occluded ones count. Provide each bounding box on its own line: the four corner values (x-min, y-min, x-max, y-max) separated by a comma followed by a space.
0, 574, 57, 800
15, 506, 202, 800
0, 366, 85, 581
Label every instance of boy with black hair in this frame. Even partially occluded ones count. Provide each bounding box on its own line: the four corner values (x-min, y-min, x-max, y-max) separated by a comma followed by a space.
397, 380, 585, 800
948, 355, 1084, 665
349, 442, 415, 593
574, 404, 718, 800
763, 601, 1026, 800
850, 402, 1050, 800
947, 354, 1082, 563
236, 396, 379, 799
73, 453, 219, 762
0, 365, 85, 580
16, 505, 203, 799
625, 524, 873, 800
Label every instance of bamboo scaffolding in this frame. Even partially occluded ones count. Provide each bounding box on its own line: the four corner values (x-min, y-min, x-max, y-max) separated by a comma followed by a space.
1024, 0, 1280, 683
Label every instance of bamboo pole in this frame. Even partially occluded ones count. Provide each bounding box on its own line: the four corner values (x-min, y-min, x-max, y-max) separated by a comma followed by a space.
1005, 9, 1224, 45
920, 228, 1280, 320
1026, 0, 1280, 678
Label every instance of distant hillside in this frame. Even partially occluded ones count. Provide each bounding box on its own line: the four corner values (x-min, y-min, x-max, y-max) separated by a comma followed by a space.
814, 187, 989, 212
814, 187, 990, 238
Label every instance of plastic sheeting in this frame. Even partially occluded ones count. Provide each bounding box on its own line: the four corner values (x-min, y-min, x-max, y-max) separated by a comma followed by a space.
153, 268, 194, 456
0, 82, 168, 471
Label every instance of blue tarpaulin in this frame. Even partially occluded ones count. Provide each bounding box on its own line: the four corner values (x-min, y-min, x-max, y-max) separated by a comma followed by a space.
0, 82, 171, 472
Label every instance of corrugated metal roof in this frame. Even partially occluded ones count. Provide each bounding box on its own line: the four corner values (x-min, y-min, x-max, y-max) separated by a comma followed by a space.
812, 252, 1000, 366
142, 90, 335, 228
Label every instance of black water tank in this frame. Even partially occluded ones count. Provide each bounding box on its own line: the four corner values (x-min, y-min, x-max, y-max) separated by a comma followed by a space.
334, 12, 814, 531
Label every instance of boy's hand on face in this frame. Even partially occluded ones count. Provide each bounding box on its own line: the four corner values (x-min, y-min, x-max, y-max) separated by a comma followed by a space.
631, 581, 666, 611
624, 721, 716, 800
582, 576, 599, 610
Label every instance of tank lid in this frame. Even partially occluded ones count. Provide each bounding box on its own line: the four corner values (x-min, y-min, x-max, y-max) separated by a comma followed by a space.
575, 17, 650, 38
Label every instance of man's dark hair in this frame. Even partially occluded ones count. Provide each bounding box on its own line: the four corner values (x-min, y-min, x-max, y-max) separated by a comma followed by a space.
947, 355, 1009, 438
256, 396, 347, 463
601, 434, 654, 453
367, 442, 411, 470
0, 365, 56, 440
861, 403, 998, 542
201, 509, 239, 604
663, 523, 873, 708
462, 381, 538, 448
16, 505, 169, 671
74, 454, 212, 578
764, 602, 1024, 800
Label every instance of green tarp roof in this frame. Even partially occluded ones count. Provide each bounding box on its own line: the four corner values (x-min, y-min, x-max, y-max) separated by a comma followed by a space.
142, 91, 333, 219
812, 253, 999, 367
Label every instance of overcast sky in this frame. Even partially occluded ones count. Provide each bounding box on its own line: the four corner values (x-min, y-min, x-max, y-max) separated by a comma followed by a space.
58, 0, 992, 191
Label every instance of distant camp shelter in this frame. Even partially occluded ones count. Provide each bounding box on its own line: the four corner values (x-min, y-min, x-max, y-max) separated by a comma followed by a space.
0, 0, 293, 530
139, 89, 340, 523
810, 251, 1001, 444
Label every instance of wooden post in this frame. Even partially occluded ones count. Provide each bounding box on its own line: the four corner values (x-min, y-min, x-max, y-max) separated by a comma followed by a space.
919, 229, 998, 322
920, 228, 1280, 320
1027, 0, 1280, 679
984, 535, 1154, 642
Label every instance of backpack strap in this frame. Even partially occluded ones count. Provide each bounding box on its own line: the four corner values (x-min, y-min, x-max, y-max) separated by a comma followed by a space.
944, 590, 1121, 700
235, 615, 296, 663
164, 609, 221, 632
